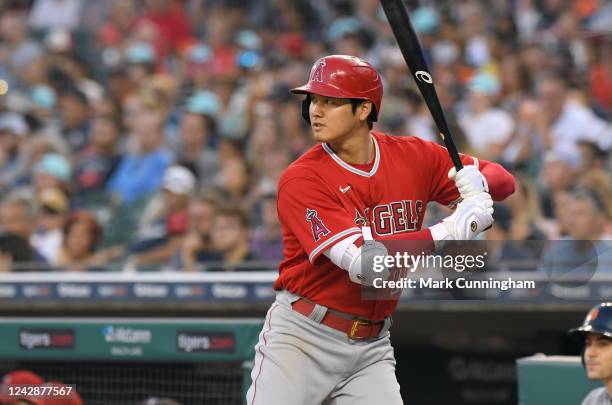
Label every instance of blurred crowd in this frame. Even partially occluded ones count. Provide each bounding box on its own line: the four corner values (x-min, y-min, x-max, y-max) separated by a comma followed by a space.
0, 0, 610, 272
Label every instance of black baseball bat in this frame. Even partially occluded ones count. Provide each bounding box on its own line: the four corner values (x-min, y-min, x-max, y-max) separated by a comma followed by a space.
381, 0, 463, 171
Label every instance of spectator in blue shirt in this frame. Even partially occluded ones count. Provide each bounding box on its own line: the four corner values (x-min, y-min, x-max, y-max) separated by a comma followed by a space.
106, 91, 173, 205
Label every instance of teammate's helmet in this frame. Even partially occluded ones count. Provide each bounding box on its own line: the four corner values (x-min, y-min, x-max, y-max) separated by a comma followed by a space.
291, 55, 383, 121
568, 302, 612, 340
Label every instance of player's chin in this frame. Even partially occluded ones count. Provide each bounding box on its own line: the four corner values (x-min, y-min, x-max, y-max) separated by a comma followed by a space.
311, 129, 332, 142
312, 127, 341, 143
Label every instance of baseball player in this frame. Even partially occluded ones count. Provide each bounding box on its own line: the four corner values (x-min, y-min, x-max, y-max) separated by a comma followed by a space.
569, 302, 612, 405
247, 55, 516, 404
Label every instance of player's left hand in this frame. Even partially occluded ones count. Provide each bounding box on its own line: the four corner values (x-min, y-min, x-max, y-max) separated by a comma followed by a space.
448, 165, 489, 199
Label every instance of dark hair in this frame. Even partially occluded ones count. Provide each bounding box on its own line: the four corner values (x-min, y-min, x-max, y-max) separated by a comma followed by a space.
62, 211, 102, 252
349, 99, 377, 129
0, 233, 33, 262
60, 86, 89, 106
215, 206, 250, 229
572, 187, 607, 215
94, 114, 122, 134
578, 140, 608, 161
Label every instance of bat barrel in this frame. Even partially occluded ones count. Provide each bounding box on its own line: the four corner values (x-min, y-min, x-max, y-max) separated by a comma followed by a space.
380, 0, 463, 170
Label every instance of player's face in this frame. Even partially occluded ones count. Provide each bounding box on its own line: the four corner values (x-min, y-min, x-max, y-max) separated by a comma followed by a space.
584, 333, 612, 382
308, 95, 366, 142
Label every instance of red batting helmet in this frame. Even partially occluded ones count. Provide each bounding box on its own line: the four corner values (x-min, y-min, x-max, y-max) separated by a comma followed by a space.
291, 55, 383, 121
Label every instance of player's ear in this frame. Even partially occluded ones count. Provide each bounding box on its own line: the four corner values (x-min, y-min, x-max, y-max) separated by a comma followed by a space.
358, 101, 372, 121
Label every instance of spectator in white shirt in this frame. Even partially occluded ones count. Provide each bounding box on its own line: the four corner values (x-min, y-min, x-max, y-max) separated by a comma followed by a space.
28, 0, 83, 31
535, 72, 612, 155
458, 72, 515, 162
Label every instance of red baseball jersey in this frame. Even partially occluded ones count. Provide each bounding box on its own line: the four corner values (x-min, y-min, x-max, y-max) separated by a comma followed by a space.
274, 131, 476, 320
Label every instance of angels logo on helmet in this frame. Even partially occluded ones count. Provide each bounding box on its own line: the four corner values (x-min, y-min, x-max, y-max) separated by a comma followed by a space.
311, 60, 326, 83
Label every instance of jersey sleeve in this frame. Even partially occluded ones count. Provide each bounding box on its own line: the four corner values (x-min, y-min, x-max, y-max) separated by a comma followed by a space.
425, 140, 475, 206
278, 176, 362, 264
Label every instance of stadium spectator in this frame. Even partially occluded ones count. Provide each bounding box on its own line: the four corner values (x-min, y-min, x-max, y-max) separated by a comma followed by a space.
588, 34, 612, 117
0, 194, 34, 241
214, 156, 250, 204
124, 42, 158, 87
31, 153, 72, 195
28, 0, 83, 31
106, 90, 173, 205
0, 233, 33, 272
249, 192, 283, 262
505, 97, 545, 171
550, 190, 574, 240
209, 205, 257, 271
136, 0, 194, 60
486, 181, 547, 271
0, 112, 29, 190
126, 165, 195, 270
0, 10, 40, 87
30, 188, 70, 265
94, 1, 136, 50
56, 210, 104, 272
499, 54, 530, 115
504, 175, 548, 243
8, 42, 49, 111
74, 114, 122, 194
576, 141, 612, 222
0, 193, 46, 266
567, 189, 611, 241
535, 72, 612, 154
176, 193, 222, 272
25, 85, 58, 126
174, 91, 220, 187
58, 87, 92, 153
539, 188, 612, 279
458, 72, 515, 162
539, 150, 580, 220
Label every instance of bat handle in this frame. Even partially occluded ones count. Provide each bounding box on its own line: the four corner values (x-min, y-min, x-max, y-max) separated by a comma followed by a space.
439, 131, 463, 171
452, 158, 463, 171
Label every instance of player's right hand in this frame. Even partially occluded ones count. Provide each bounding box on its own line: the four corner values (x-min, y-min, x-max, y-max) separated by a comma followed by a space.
448, 165, 489, 200
442, 192, 494, 240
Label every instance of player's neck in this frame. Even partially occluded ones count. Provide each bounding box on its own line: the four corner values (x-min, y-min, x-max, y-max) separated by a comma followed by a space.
327, 128, 374, 165
606, 378, 612, 398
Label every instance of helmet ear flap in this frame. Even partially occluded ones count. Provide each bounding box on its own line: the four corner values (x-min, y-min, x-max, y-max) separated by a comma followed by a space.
301, 95, 311, 124
581, 347, 586, 368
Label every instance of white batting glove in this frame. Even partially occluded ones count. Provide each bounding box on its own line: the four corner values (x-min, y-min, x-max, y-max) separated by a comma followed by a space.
448, 165, 489, 200
430, 192, 494, 241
